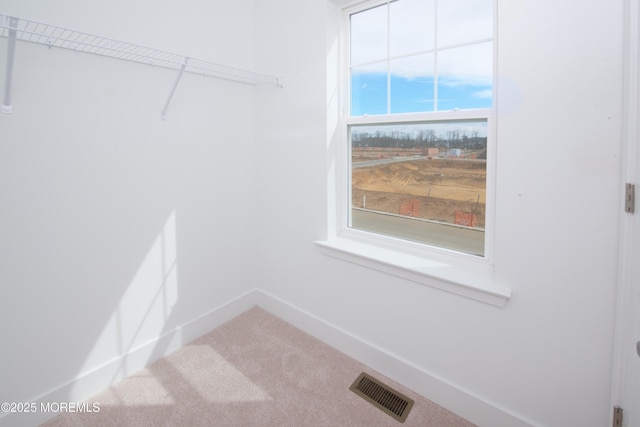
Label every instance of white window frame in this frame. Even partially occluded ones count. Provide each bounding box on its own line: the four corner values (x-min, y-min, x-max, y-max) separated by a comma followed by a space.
317, 0, 510, 307
344, 113, 495, 256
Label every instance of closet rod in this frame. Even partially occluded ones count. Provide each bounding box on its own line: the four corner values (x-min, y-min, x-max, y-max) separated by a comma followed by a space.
0, 14, 282, 95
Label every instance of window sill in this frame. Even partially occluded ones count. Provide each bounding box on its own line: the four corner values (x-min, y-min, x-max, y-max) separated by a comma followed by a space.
315, 238, 510, 307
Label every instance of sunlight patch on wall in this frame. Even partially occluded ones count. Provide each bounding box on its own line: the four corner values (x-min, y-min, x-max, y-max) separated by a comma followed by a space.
117, 209, 179, 335
78, 210, 179, 378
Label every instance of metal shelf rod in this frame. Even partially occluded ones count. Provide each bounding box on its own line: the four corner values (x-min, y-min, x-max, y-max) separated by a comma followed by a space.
0, 14, 282, 115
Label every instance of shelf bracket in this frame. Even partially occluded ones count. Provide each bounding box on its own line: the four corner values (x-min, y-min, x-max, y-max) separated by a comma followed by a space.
2, 16, 18, 114
161, 57, 188, 120
1, 14, 282, 116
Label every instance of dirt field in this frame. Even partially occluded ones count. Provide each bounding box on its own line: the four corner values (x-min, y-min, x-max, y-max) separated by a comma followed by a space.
352, 158, 486, 227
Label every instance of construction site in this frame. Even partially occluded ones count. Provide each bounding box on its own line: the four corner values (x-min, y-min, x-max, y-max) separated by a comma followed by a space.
351, 148, 487, 229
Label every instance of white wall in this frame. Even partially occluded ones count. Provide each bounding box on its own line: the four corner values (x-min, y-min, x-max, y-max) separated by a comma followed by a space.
0, 1, 259, 425
0, 1, 625, 426
254, 1, 623, 426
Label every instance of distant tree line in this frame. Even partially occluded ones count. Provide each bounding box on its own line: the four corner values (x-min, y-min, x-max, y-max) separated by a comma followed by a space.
352, 129, 487, 150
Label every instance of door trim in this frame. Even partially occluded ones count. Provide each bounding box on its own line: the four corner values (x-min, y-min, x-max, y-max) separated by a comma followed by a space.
610, 0, 639, 418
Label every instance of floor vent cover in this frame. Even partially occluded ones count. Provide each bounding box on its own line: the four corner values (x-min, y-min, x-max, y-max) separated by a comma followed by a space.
349, 372, 415, 423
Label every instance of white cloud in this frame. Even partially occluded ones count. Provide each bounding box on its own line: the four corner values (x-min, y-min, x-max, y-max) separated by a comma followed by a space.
437, 0, 493, 47
437, 42, 493, 86
473, 89, 493, 99
350, 0, 492, 87
390, 0, 436, 56
350, 3, 387, 65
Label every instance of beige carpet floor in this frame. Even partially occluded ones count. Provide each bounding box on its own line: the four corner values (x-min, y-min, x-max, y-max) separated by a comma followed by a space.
42, 307, 476, 426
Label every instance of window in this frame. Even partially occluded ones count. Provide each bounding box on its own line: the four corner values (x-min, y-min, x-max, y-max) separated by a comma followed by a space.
319, 0, 508, 306
344, 0, 494, 257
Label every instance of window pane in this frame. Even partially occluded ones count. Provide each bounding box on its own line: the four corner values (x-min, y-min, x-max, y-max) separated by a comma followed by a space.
351, 63, 388, 116
390, 0, 435, 57
437, 42, 492, 111
351, 4, 388, 65
390, 54, 435, 113
437, 0, 493, 47
350, 120, 487, 256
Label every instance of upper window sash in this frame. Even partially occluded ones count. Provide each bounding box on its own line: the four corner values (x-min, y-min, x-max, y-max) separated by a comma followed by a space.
345, 0, 495, 117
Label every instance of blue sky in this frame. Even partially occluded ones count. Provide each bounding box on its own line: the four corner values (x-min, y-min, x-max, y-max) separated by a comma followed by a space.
349, 0, 493, 117
351, 73, 492, 116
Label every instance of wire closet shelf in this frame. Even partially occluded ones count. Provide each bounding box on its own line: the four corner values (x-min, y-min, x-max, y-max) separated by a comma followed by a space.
0, 14, 282, 86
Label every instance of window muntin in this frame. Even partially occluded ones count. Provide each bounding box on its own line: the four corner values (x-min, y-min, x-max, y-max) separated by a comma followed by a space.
345, 0, 494, 257
349, 0, 493, 115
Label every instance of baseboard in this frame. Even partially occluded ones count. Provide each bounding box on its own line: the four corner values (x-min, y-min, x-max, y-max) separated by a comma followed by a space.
254, 289, 536, 427
0, 290, 258, 427
3, 288, 535, 427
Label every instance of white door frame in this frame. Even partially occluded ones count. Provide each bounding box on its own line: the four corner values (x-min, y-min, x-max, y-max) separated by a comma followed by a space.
611, 0, 640, 423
